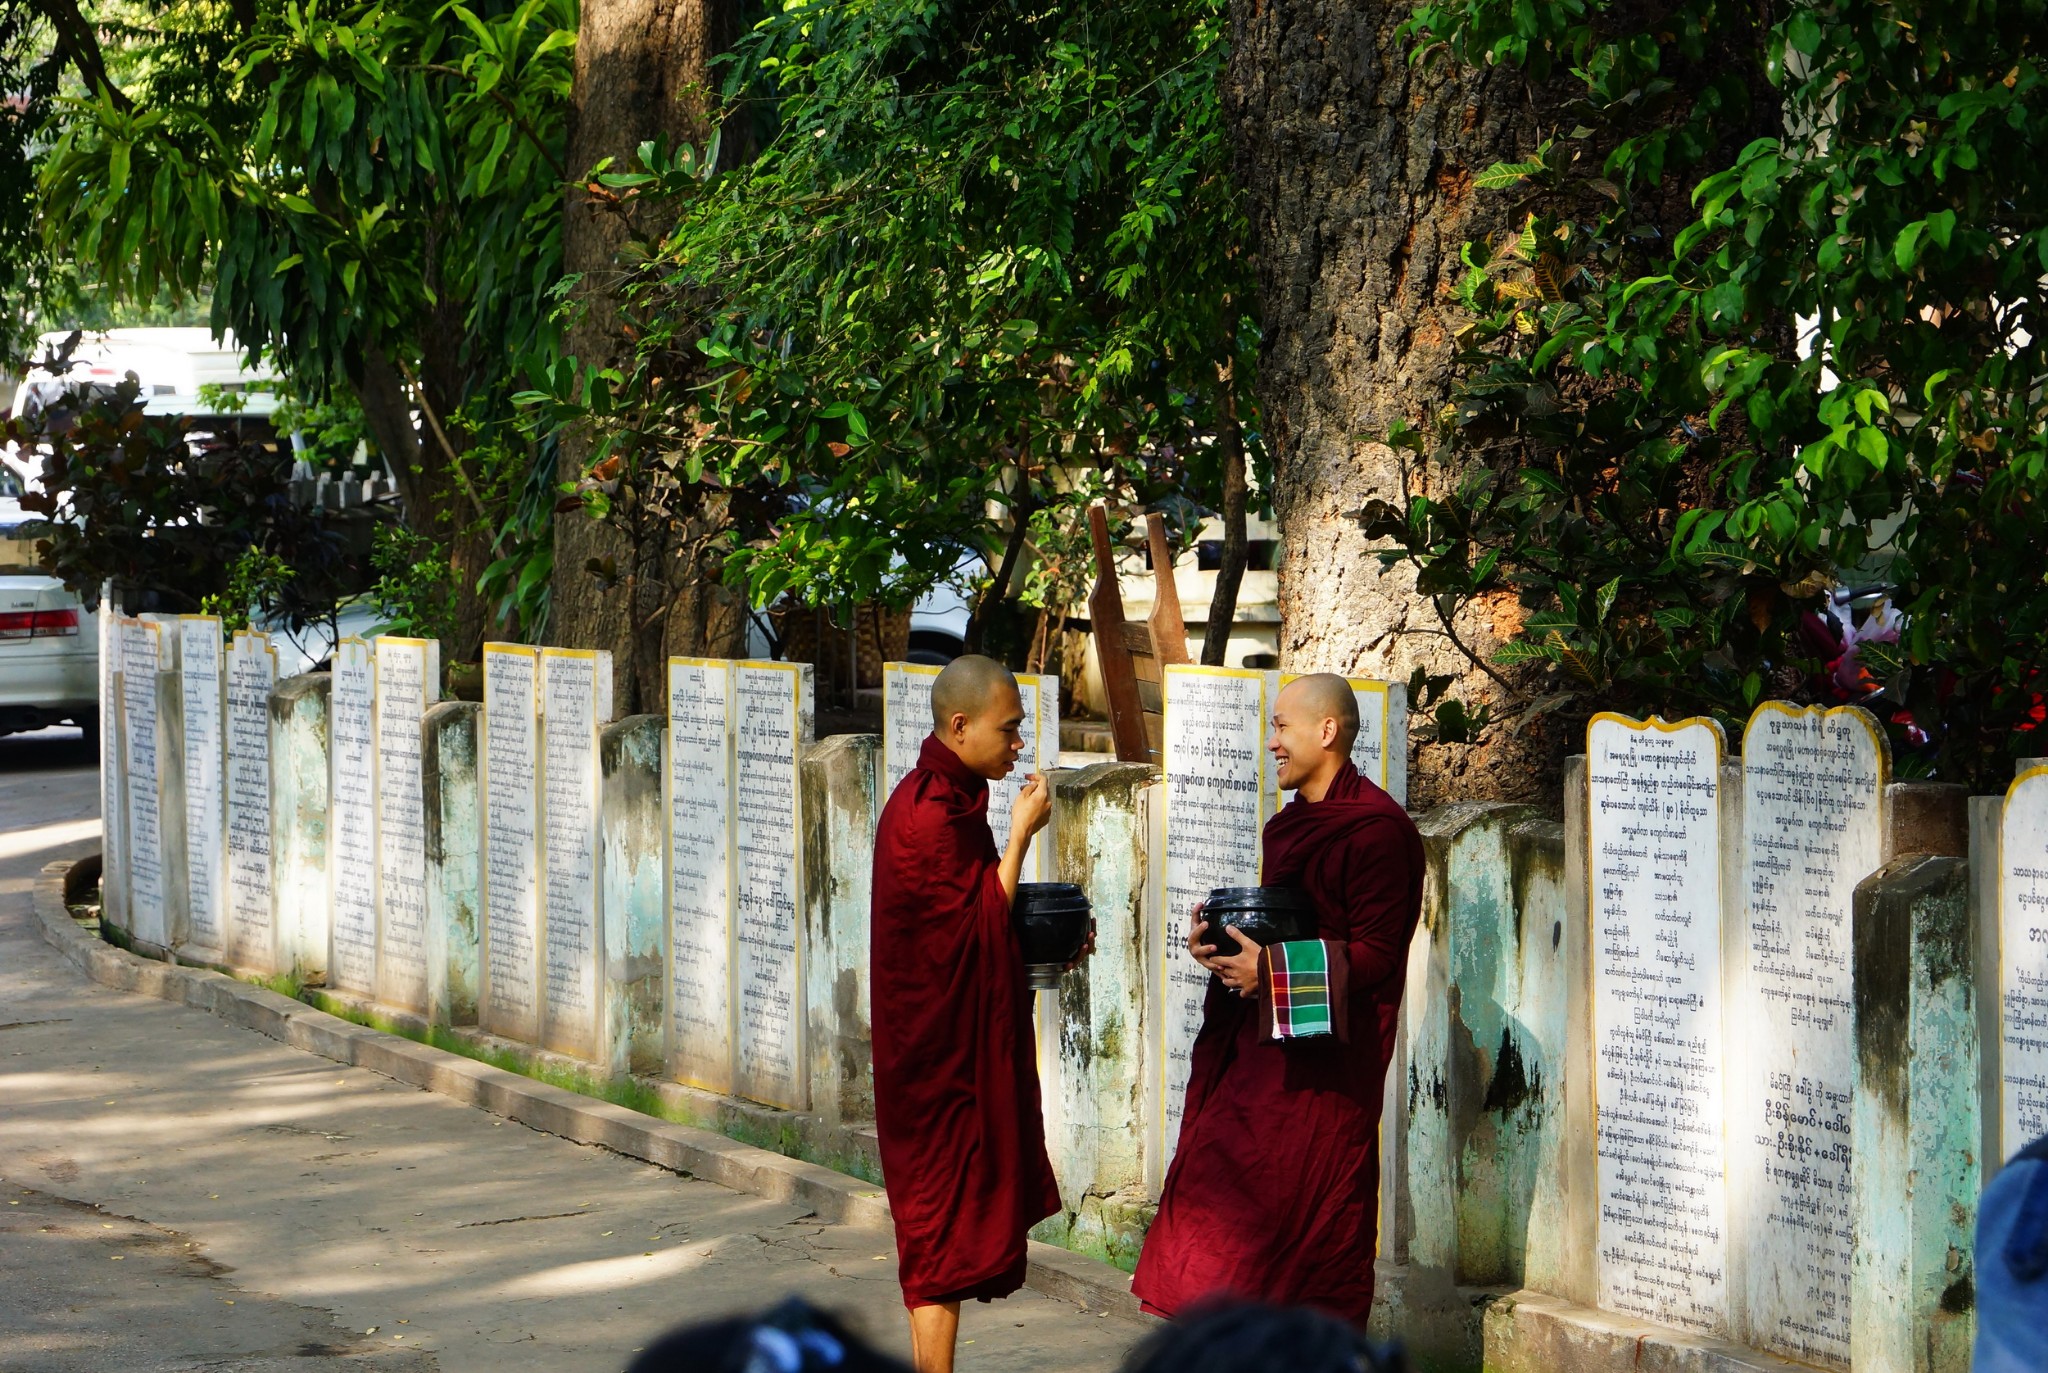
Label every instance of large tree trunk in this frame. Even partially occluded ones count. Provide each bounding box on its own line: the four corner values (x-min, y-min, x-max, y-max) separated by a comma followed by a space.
552, 0, 744, 712
1224, 0, 1553, 808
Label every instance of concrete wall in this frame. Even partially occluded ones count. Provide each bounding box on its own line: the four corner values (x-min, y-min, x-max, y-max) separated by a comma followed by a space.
95, 670, 2028, 1373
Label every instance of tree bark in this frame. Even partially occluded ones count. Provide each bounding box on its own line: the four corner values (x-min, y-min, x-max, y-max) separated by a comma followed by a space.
1224, 0, 1553, 807
551, 0, 743, 713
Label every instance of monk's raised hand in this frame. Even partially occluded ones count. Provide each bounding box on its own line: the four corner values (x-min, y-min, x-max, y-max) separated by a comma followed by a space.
1014, 771, 1052, 839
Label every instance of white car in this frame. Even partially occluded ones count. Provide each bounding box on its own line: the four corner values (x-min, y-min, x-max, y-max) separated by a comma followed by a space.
0, 476, 97, 743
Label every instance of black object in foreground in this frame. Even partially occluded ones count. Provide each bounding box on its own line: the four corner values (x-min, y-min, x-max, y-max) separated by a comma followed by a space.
1203, 885, 1315, 958
1014, 882, 1091, 990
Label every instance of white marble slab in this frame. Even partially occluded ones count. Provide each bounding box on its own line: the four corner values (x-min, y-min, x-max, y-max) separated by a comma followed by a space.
989, 671, 1059, 883
667, 657, 734, 1092
1159, 665, 1267, 1156
2001, 765, 2048, 1157
120, 617, 167, 946
374, 636, 440, 1013
540, 647, 611, 1059
1735, 703, 1885, 1365
731, 661, 812, 1109
1261, 672, 1401, 818
482, 643, 542, 1043
327, 638, 378, 995
881, 662, 941, 803
224, 632, 278, 970
177, 617, 227, 958
1587, 712, 1728, 1335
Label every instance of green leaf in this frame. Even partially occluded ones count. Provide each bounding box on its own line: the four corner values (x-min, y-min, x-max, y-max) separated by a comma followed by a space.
1786, 11, 1822, 56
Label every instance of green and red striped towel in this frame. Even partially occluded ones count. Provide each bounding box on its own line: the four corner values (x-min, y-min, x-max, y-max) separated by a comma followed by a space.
1258, 939, 1349, 1042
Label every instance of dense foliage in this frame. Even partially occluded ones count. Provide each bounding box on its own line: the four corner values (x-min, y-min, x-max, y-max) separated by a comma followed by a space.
32, 0, 576, 644
1379, 0, 2048, 787
536, 0, 1260, 651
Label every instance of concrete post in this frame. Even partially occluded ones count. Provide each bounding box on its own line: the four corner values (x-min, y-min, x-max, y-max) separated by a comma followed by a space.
1506, 818, 1574, 1298
599, 714, 666, 1078
1970, 795, 2005, 1179
1397, 801, 1542, 1286
1044, 760, 1157, 1269
1851, 855, 1978, 1373
422, 701, 482, 1026
1557, 754, 1597, 1308
1884, 781, 1969, 860
270, 673, 331, 983
799, 733, 880, 1127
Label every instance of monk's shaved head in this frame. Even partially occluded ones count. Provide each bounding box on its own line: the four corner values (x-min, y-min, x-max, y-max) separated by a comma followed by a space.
1278, 673, 1359, 755
931, 653, 1020, 731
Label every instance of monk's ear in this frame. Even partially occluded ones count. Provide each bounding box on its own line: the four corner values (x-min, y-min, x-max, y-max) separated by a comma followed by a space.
1321, 716, 1341, 750
947, 710, 971, 739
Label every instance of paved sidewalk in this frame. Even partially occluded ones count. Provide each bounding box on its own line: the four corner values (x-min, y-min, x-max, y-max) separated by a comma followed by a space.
0, 730, 1149, 1372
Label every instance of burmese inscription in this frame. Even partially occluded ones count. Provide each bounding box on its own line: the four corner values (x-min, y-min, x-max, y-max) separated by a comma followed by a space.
2002, 766, 2048, 1155
179, 617, 227, 955
224, 632, 277, 969
374, 637, 439, 1012
1588, 713, 1728, 1334
732, 662, 809, 1109
328, 639, 378, 994
667, 658, 734, 1092
540, 648, 610, 1059
120, 618, 166, 946
482, 644, 541, 1042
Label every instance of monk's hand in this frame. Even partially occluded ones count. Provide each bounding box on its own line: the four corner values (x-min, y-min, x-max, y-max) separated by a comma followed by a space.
1214, 929, 1263, 998
1187, 903, 1221, 969
1064, 918, 1096, 971
1013, 772, 1052, 839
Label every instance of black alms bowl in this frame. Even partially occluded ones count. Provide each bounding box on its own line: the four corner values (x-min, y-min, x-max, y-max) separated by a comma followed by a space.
1015, 882, 1091, 990
1203, 885, 1316, 958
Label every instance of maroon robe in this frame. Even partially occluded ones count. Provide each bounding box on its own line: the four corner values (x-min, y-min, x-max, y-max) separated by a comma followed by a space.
1131, 759, 1423, 1324
870, 734, 1061, 1308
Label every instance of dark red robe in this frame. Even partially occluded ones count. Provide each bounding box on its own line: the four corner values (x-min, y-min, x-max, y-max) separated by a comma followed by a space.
1131, 759, 1423, 1324
870, 734, 1061, 1308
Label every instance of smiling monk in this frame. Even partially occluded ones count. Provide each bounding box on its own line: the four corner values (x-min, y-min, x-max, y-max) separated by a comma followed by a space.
870, 655, 1060, 1373
1131, 672, 1424, 1324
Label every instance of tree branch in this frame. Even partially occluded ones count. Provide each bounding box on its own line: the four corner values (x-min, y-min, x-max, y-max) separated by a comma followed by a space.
33, 0, 131, 113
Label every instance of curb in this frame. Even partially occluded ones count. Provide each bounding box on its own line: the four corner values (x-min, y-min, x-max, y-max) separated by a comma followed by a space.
32, 858, 1144, 1321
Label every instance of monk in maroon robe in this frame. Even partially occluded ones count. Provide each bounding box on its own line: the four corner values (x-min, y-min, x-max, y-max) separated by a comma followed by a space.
1132, 672, 1424, 1324
871, 655, 1063, 1373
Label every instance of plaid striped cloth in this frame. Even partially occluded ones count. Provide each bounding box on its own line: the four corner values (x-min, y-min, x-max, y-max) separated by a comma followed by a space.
1258, 939, 1349, 1043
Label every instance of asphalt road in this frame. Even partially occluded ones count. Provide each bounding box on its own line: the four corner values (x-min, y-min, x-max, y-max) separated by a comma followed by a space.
0, 725, 1148, 1372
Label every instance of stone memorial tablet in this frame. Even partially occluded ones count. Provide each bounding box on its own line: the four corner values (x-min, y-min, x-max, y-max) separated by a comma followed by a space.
374, 636, 440, 1013
1262, 673, 1401, 818
541, 647, 612, 1060
988, 672, 1059, 882
667, 657, 734, 1092
178, 617, 227, 957
881, 662, 941, 802
328, 638, 378, 995
1160, 666, 1267, 1153
1587, 713, 1728, 1334
732, 661, 812, 1110
482, 643, 542, 1043
2001, 765, 2048, 1155
120, 617, 167, 946
224, 632, 278, 970
1736, 703, 1884, 1365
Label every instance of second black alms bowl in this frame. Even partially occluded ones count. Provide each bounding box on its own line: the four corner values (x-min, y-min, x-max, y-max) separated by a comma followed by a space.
1203, 885, 1316, 958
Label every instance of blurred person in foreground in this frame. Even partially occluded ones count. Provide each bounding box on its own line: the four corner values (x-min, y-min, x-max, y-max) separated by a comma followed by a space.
625, 1297, 909, 1373
1974, 1130, 2048, 1372
870, 655, 1062, 1372
1119, 1301, 1405, 1373
1132, 674, 1424, 1323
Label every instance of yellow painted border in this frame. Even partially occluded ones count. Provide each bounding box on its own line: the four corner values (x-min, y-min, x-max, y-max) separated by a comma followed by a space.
1740, 700, 1891, 780
880, 661, 944, 798
1155, 663, 1269, 1157
1582, 709, 1729, 1324
1998, 763, 2048, 1162
663, 655, 739, 1096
